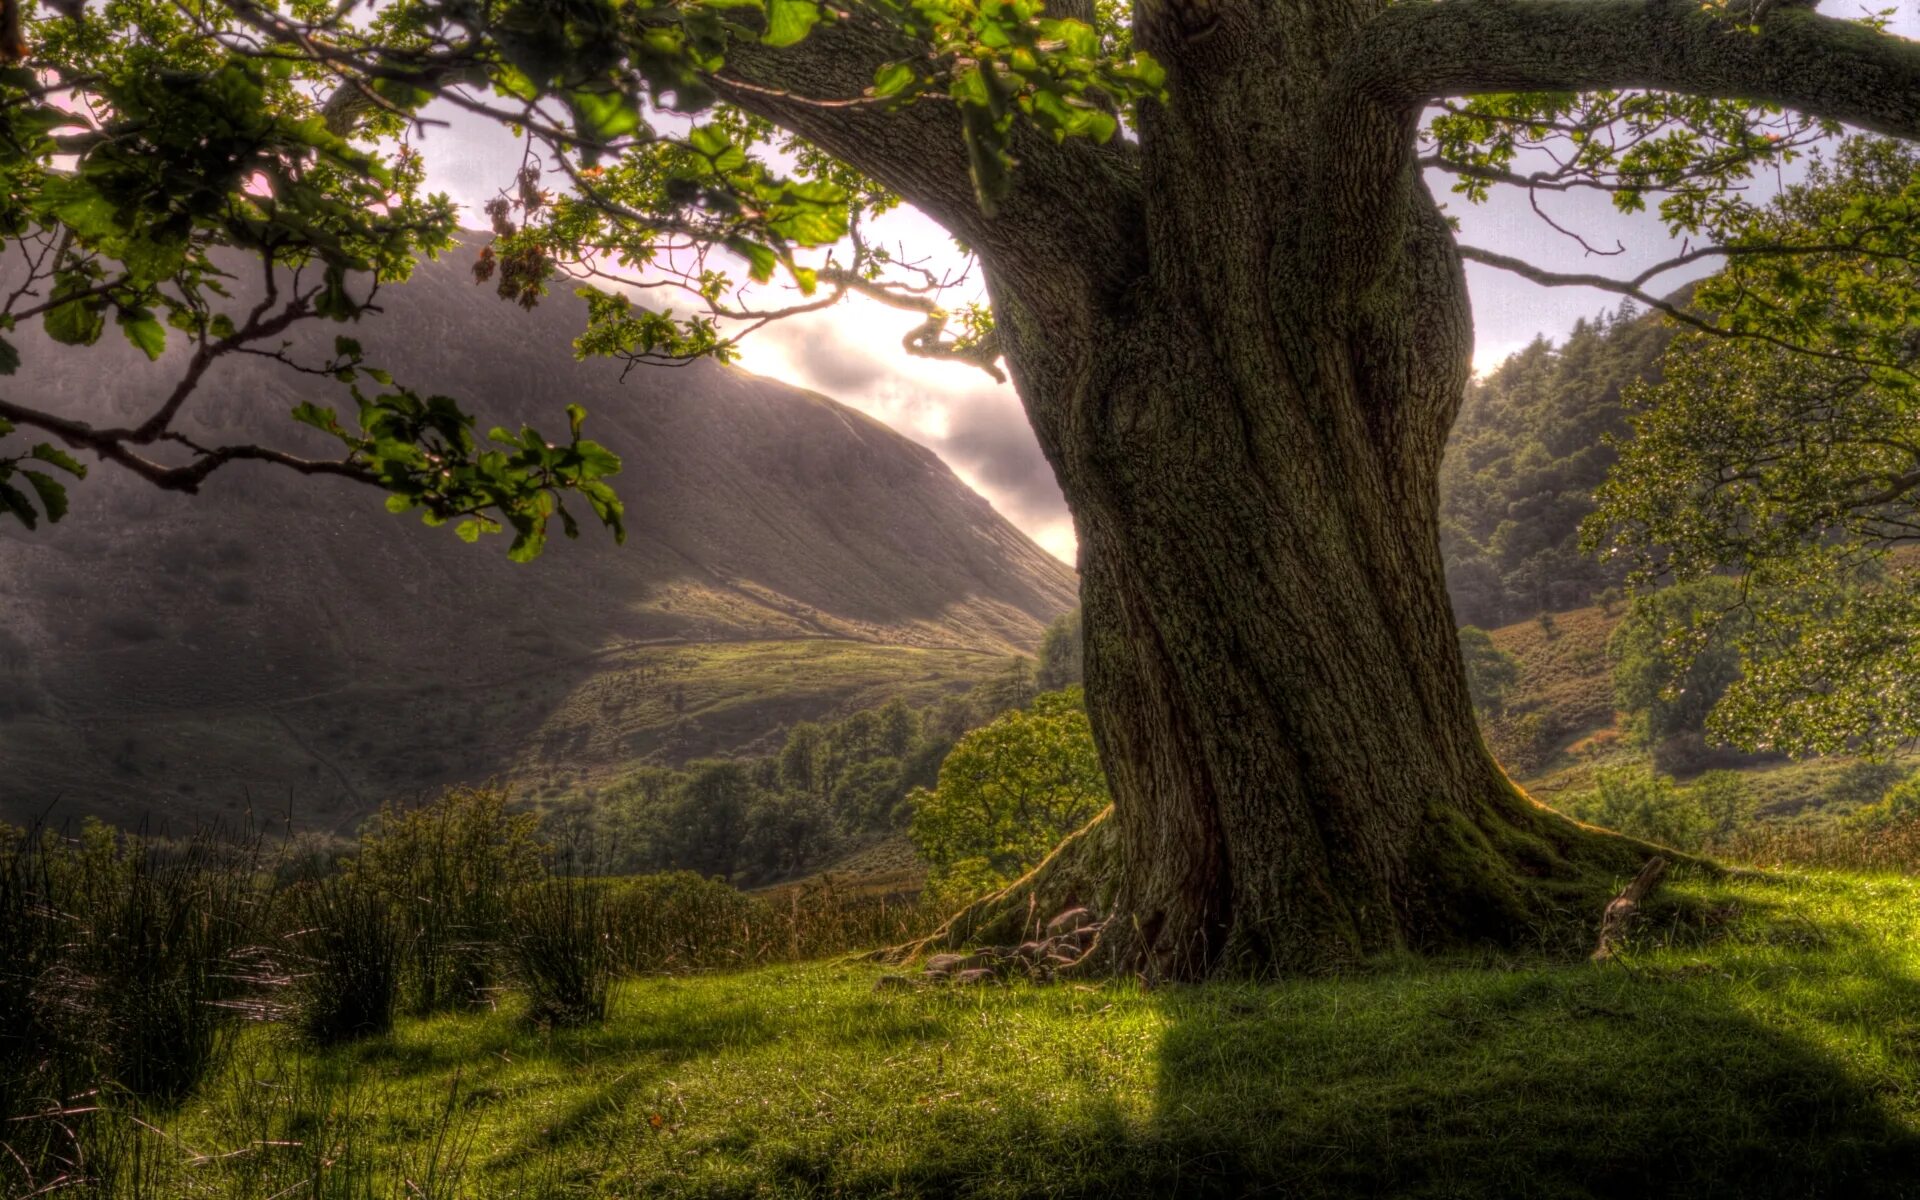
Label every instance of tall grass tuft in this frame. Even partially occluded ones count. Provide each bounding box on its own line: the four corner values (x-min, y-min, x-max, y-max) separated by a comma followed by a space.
0, 819, 268, 1194
285, 871, 400, 1043
349, 787, 543, 1013
511, 872, 611, 1027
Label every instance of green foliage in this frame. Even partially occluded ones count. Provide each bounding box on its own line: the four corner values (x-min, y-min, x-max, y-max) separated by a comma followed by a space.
1852, 772, 1920, 829
1035, 609, 1084, 692
0, 418, 87, 530
1440, 306, 1670, 626
908, 686, 1108, 901
1589, 140, 1920, 756
1563, 766, 1703, 850
348, 787, 545, 1013
1458, 625, 1519, 716
294, 389, 625, 562
1609, 577, 1746, 750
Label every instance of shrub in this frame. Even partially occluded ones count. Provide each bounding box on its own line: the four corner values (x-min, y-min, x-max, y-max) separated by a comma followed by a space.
1563, 767, 1706, 851
284, 872, 399, 1044
509, 875, 610, 1027
602, 871, 767, 973
909, 687, 1109, 903
348, 787, 543, 1013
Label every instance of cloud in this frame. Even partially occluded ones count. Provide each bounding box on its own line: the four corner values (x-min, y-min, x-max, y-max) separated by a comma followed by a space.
735, 298, 1075, 565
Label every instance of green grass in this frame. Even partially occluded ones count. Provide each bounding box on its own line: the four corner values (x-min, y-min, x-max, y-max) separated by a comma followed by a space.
130, 868, 1920, 1197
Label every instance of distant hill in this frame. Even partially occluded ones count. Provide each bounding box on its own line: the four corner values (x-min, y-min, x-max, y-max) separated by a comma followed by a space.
0, 241, 1076, 830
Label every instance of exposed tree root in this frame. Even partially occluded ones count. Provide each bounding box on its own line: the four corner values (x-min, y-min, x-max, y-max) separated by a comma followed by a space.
879, 778, 1708, 985
1592, 855, 1672, 962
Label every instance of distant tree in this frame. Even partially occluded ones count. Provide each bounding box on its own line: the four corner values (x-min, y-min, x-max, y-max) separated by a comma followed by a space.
832, 757, 907, 830
740, 788, 839, 880
974, 657, 1038, 720
875, 699, 920, 760
1035, 610, 1084, 692
1457, 627, 1520, 717
666, 762, 755, 879
909, 688, 1107, 902
778, 721, 835, 801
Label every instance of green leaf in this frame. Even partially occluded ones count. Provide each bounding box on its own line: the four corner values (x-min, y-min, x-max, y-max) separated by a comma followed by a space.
569, 89, 644, 144
18, 469, 67, 523
116, 309, 167, 361
871, 62, 916, 99
0, 480, 37, 528
762, 0, 821, 47
44, 284, 105, 348
29, 444, 85, 478
0, 336, 18, 375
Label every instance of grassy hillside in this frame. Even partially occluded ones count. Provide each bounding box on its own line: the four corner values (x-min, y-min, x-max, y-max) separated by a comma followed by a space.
0, 242, 1075, 830
107, 867, 1920, 1198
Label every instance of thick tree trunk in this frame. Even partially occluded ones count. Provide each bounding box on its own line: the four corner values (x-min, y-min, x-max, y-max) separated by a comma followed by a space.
904, 2, 1655, 980
726, 1, 1666, 980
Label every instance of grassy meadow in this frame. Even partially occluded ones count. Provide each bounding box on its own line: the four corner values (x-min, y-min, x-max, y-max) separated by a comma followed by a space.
26, 866, 1920, 1198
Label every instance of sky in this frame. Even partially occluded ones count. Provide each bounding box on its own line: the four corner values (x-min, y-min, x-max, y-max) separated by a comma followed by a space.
412, 1, 1920, 567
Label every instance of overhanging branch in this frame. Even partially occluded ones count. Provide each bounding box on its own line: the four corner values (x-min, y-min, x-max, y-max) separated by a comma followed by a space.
1350, 1, 1920, 141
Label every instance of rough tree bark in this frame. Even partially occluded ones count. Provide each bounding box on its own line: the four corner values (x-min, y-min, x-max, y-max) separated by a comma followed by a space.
717, 1, 1920, 977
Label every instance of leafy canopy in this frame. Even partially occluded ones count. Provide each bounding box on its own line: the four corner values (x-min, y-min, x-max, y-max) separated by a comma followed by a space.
1589, 139, 1920, 756
0, 0, 1161, 550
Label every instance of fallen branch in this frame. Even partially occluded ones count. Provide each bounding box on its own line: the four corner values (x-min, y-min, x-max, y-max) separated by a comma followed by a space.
1592, 855, 1670, 963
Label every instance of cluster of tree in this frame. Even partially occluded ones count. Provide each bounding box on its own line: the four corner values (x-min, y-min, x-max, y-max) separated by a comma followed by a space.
553, 627, 1085, 887
1441, 306, 1673, 628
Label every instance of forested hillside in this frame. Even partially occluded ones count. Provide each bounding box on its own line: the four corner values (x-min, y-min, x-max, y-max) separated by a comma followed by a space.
1441, 304, 1673, 627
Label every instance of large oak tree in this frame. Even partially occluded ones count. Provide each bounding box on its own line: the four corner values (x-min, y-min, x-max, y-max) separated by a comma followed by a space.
4, 0, 1920, 975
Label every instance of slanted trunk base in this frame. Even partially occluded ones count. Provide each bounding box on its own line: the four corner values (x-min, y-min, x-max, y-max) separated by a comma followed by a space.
888, 777, 1696, 981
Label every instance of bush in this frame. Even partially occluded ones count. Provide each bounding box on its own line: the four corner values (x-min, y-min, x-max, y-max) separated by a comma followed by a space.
509, 875, 610, 1027
348, 787, 543, 1013
284, 872, 399, 1044
909, 687, 1109, 903
1563, 767, 1706, 851
602, 871, 767, 973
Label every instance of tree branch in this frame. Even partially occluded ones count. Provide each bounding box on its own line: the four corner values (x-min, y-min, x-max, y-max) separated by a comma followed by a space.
0, 396, 375, 493
1351, 1, 1920, 141
710, 20, 1146, 302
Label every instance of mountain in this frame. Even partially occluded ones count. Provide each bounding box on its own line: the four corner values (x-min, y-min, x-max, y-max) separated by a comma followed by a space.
0, 242, 1076, 831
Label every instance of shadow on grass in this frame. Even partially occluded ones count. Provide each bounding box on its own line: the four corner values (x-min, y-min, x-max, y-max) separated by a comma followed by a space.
840, 876, 1920, 1198
304, 874, 1920, 1199
1133, 877, 1920, 1198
